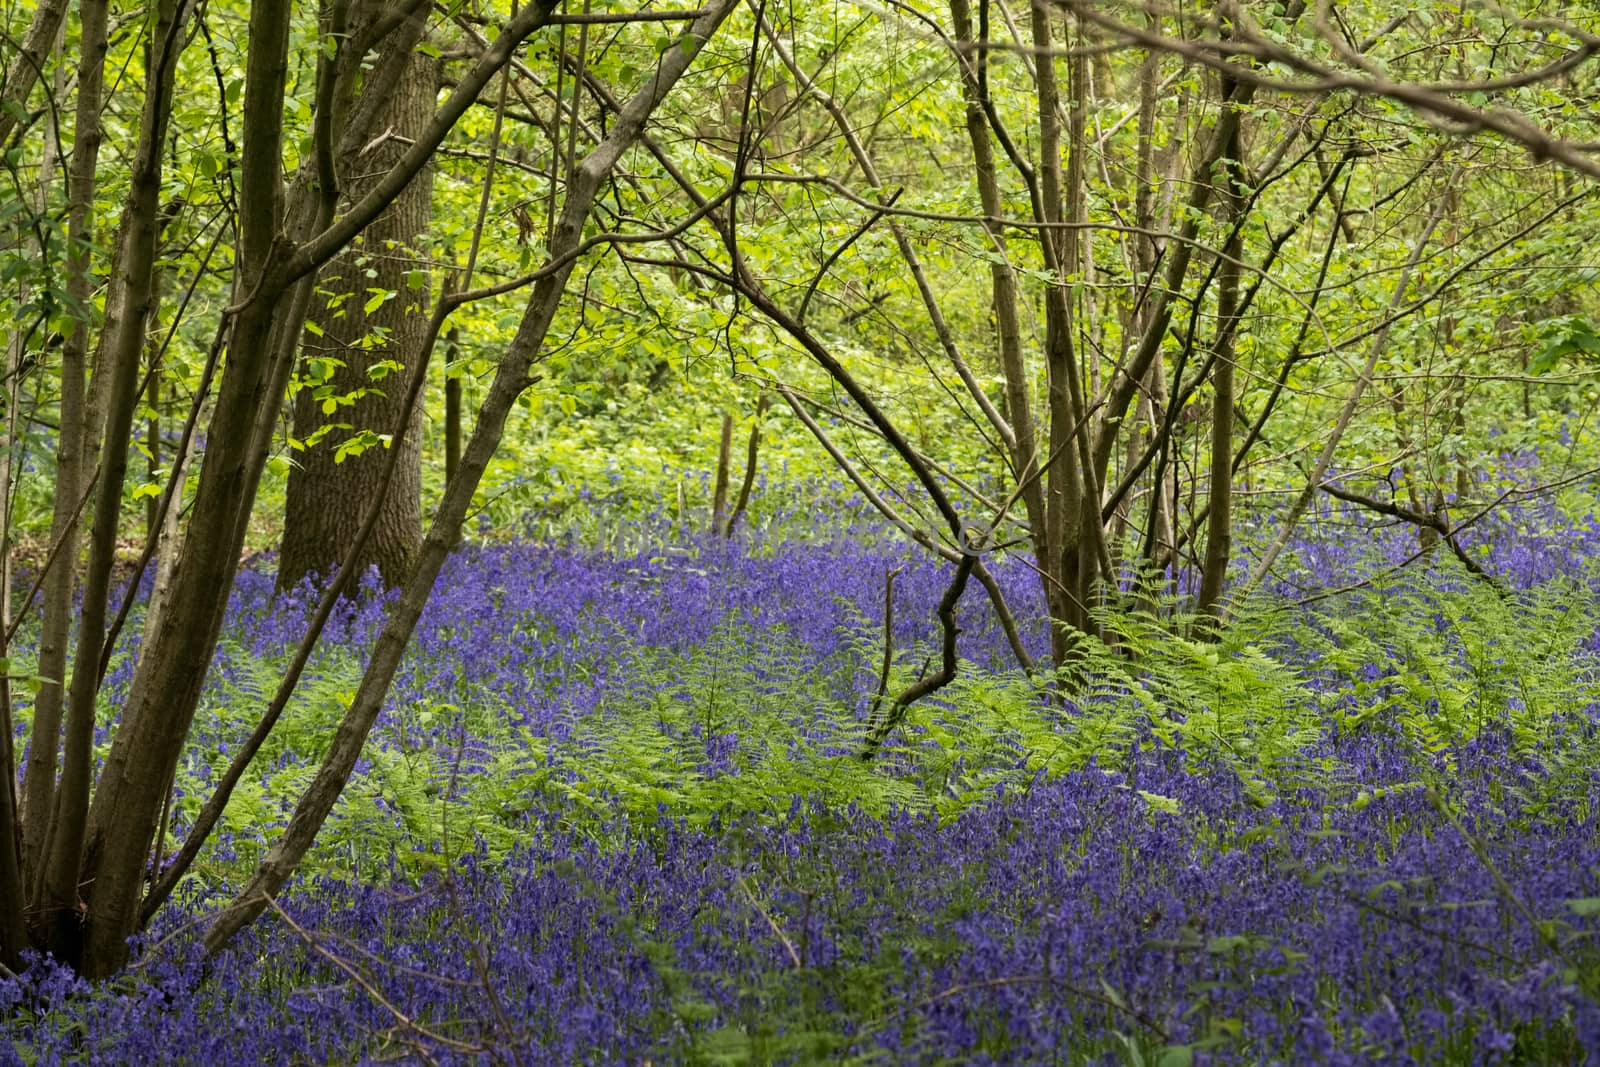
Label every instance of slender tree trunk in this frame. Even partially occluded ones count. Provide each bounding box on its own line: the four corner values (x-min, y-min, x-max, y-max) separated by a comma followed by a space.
279, 6, 437, 590
1091, 78, 1260, 489
1058, 10, 1108, 626
445, 328, 463, 487
0, 663, 21, 966
1388, 385, 1438, 551
20, 0, 109, 883
1127, 33, 1172, 610
947, 0, 1047, 599
710, 413, 733, 535
0, 232, 28, 970
1195, 94, 1244, 622
143, 433, 190, 638
145, 363, 160, 539
725, 395, 769, 536
1031, 1, 1099, 654
72, 0, 296, 977
37, 0, 195, 965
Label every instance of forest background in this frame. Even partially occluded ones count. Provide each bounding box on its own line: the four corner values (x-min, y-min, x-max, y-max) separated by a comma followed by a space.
0, 0, 1598, 1060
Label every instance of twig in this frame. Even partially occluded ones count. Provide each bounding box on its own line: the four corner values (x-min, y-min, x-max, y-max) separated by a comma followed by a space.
4, 468, 96, 645
1426, 786, 1572, 963
861, 555, 975, 759
867, 566, 903, 726
1230, 167, 1460, 617
734, 873, 802, 968
1317, 482, 1505, 593
724, 395, 770, 536
263, 896, 485, 1061
972, 560, 1037, 677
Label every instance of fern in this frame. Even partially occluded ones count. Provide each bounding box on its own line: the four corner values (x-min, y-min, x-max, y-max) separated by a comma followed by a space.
161, 552, 1600, 886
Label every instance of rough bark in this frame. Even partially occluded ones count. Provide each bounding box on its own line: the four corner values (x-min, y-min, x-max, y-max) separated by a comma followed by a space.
279, 6, 436, 590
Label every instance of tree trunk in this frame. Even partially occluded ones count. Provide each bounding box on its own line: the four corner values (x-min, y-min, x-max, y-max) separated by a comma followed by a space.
444, 328, 463, 486
279, 10, 436, 591
1195, 92, 1244, 622
725, 395, 770, 536
710, 413, 733, 535
0, 0, 71, 149
947, 0, 1047, 592
0, 210, 29, 970
38, 0, 194, 965
18, 0, 108, 886
1031, 1, 1100, 654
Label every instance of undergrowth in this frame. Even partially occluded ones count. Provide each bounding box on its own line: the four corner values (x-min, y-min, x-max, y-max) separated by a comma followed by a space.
7, 543, 1599, 1065
157, 557, 1600, 886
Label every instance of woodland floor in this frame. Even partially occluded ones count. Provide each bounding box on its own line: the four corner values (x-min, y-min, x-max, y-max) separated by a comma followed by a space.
3, 492, 1600, 1065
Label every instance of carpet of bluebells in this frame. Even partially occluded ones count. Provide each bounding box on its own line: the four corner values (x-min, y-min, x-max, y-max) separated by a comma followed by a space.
5, 487, 1600, 1065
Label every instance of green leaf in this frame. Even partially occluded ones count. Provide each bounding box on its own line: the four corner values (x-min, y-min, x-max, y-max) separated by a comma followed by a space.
1567, 897, 1600, 917
1138, 790, 1181, 815
1235, 825, 1276, 848
1157, 1046, 1195, 1067
1530, 316, 1600, 374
